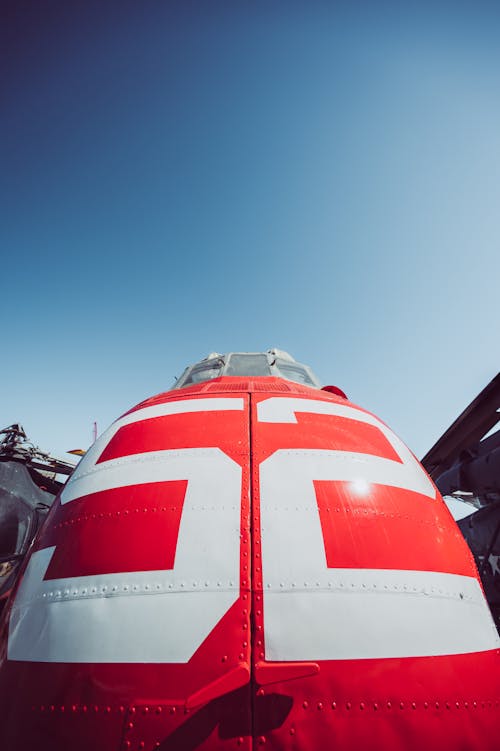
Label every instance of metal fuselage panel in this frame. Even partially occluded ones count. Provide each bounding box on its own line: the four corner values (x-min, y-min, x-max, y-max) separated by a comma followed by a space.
249, 389, 499, 750
0, 378, 498, 750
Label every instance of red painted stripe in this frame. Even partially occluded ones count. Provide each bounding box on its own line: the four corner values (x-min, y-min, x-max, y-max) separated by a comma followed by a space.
38, 482, 187, 578
314, 480, 475, 575
253, 412, 401, 463
98, 411, 248, 467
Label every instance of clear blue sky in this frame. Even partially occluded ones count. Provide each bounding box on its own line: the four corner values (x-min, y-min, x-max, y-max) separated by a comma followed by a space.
1, 1, 499, 460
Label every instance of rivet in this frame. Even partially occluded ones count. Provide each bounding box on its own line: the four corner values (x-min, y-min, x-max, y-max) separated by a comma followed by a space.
303, 701, 309, 709
239, 653, 244, 660
258, 736, 266, 745
359, 702, 365, 710
257, 688, 265, 696
130, 707, 136, 714
317, 702, 323, 710
143, 706, 149, 714
127, 722, 134, 729
446, 702, 451, 710
170, 707, 176, 714
156, 706, 162, 714
82, 705, 88, 713
124, 742, 131, 749
400, 702, 404, 710
411, 702, 417, 710
456, 702, 460, 709
346, 702, 352, 710
222, 655, 228, 662
373, 703, 378, 711
331, 701, 337, 710
290, 728, 296, 735
237, 738, 244, 746
139, 743, 145, 749
435, 702, 440, 709
423, 702, 429, 709
387, 701, 392, 709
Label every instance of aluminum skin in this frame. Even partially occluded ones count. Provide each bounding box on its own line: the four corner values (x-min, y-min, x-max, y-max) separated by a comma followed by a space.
0, 376, 497, 750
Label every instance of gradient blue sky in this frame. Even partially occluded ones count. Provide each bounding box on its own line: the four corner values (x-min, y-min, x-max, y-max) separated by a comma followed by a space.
1, 1, 499, 460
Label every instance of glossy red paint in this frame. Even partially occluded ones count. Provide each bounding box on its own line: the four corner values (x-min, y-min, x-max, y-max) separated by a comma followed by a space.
0, 377, 497, 750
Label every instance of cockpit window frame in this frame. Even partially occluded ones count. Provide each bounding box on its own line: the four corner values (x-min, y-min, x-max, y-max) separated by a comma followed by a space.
172, 351, 321, 390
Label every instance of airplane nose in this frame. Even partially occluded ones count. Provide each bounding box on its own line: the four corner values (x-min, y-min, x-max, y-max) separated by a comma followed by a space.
0, 376, 498, 751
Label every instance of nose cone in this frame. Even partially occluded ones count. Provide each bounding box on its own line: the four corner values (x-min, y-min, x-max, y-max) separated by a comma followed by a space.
0, 377, 498, 751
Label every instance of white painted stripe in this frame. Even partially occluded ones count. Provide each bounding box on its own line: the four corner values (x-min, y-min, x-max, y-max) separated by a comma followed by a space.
61, 397, 244, 505
264, 569, 500, 660
258, 397, 369, 424
62, 447, 230, 504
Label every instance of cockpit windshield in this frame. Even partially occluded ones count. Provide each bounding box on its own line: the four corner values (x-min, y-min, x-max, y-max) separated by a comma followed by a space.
225, 354, 270, 376
179, 358, 224, 387
274, 359, 315, 386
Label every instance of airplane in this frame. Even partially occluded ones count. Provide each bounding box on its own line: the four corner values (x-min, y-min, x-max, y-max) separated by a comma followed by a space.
0, 350, 498, 750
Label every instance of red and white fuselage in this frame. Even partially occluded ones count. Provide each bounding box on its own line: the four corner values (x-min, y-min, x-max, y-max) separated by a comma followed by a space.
0, 368, 498, 749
